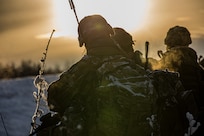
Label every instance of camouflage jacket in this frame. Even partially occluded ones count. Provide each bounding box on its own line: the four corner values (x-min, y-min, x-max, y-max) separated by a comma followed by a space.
158, 46, 202, 90
157, 46, 204, 108
46, 55, 159, 136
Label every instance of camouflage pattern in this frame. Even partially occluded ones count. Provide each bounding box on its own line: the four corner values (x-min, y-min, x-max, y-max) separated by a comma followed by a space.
46, 55, 157, 136
148, 70, 190, 136
37, 52, 194, 136
158, 46, 203, 104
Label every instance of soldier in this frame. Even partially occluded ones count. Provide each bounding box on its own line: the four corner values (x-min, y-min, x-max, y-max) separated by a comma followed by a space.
36, 14, 163, 136
157, 26, 203, 105
112, 27, 134, 56
37, 15, 148, 136
111, 27, 145, 67
155, 26, 204, 135
112, 27, 151, 68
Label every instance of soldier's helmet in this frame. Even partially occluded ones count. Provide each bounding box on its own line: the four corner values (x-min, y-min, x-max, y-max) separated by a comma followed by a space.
112, 27, 134, 53
78, 14, 114, 47
164, 26, 192, 49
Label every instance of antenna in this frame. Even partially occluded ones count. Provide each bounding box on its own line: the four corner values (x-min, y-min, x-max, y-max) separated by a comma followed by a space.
68, 0, 79, 24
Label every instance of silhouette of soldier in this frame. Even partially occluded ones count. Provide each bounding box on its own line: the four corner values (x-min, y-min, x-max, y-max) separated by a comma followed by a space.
41, 15, 154, 136
155, 25, 204, 136
158, 26, 203, 105
36, 14, 165, 136
111, 27, 146, 67
112, 27, 134, 56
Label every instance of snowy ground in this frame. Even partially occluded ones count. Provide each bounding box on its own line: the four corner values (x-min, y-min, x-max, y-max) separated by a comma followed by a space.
0, 73, 201, 136
0, 74, 59, 136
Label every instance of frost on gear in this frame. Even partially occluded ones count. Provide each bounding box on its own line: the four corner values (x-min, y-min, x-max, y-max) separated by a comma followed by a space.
45, 55, 156, 136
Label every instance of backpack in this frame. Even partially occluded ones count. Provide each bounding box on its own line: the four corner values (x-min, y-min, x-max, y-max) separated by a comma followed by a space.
59, 56, 158, 136
90, 56, 157, 136
36, 55, 157, 136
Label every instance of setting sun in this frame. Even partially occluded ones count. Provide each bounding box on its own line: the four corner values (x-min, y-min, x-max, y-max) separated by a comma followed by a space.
51, 0, 150, 37
1, 0, 203, 68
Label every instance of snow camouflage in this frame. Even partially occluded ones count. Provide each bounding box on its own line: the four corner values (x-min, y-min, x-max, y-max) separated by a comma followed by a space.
36, 54, 190, 136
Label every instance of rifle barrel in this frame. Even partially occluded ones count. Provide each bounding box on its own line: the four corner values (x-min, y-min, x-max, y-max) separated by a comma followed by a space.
145, 41, 149, 70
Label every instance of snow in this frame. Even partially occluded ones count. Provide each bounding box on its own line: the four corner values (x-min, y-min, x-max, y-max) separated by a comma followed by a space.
0, 73, 200, 136
0, 75, 59, 136
185, 112, 201, 136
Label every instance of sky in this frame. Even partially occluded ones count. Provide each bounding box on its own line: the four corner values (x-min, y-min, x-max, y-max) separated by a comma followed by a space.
0, 0, 204, 69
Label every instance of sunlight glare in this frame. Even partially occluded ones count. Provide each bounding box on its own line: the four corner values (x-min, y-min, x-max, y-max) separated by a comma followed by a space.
51, 0, 78, 38
51, 0, 150, 37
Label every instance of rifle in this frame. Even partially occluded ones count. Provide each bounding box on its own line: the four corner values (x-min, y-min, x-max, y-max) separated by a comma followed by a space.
145, 41, 149, 70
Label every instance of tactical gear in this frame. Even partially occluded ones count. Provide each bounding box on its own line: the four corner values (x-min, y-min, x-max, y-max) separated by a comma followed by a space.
159, 47, 202, 95
46, 55, 159, 136
43, 53, 196, 136
157, 45, 204, 135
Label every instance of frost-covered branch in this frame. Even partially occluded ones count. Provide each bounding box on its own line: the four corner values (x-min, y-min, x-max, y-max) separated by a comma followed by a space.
29, 30, 55, 135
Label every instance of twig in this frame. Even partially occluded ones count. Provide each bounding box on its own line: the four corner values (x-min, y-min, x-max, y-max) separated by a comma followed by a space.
29, 30, 55, 135
39, 29, 55, 75
0, 113, 9, 136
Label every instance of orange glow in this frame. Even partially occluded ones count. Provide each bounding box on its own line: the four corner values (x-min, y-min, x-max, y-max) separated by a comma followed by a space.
51, 0, 150, 37
1, 0, 204, 68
